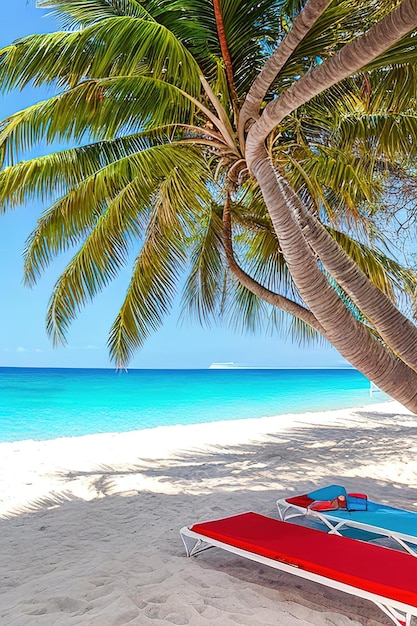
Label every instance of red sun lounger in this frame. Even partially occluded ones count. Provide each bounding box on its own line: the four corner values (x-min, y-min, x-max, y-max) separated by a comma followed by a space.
180, 512, 417, 626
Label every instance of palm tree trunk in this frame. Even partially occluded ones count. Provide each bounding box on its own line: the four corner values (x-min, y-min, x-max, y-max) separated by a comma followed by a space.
212, 0, 239, 124
246, 0, 417, 165
239, 0, 332, 147
283, 180, 417, 372
251, 152, 417, 412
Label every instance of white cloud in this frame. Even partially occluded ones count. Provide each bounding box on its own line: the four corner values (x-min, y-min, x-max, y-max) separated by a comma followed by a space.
16, 346, 29, 353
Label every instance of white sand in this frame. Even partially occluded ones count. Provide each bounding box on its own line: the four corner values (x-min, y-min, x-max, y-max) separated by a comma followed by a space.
1, 400, 417, 625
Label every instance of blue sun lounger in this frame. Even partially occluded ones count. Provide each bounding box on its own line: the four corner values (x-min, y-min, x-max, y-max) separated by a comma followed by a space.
277, 485, 417, 555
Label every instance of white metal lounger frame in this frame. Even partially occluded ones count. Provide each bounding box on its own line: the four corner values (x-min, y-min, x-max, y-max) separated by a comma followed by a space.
276, 498, 417, 557
180, 525, 417, 626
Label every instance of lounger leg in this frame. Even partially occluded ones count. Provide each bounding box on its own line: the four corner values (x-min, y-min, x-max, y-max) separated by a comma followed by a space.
180, 532, 213, 557
277, 503, 286, 520
277, 502, 303, 521
375, 602, 411, 626
305, 510, 344, 534
392, 536, 417, 557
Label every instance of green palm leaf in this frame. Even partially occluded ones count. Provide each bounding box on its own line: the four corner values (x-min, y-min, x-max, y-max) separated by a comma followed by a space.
38, 0, 152, 27
0, 77, 199, 162
0, 130, 176, 208
226, 281, 271, 334
284, 146, 380, 216
0, 16, 201, 93
44, 146, 211, 356
22, 142, 210, 285
337, 112, 417, 162
181, 202, 226, 325
368, 65, 417, 113
107, 207, 187, 368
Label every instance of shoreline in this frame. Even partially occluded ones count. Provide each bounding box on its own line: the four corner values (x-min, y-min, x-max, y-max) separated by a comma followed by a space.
0, 392, 389, 446
0, 400, 395, 517
0, 367, 386, 443
1, 399, 417, 624
1, 394, 390, 446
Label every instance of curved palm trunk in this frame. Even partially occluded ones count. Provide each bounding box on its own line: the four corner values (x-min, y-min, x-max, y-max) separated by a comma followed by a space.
246, 0, 417, 164
281, 181, 417, 372
241, 0, 417, 411
251, 152, 417, 412
239, 0, 332, 147
222, 194, 326, 334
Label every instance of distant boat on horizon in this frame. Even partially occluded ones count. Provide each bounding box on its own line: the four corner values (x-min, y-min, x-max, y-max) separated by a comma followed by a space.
208, 362, 276, 369
209, 362, 250, 369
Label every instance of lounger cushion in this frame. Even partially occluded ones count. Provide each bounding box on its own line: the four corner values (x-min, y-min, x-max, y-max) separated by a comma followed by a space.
305, 485, 368, 511
285, 494, 315, 508
191, 512, 417, 606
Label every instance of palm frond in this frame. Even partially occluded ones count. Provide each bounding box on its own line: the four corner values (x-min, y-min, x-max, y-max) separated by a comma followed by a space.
337, 112, 417, 162
283, 146, 381, 218
367, 65, 417, 114
0, 76, 204, 164
181, 202, 225, 325
219, 0, 285, 94
107, 205, 188, 368
147, 0, 286, 95
239, 227, 298, 298
24, 177, 149, 289
226, 280, 271, 334
0, 16, 201, 93
44, 146, 211, 359
327, 226, 417, 300
37, 0, 152, 27
22, 143, 209, 285
0, 130, 173, 208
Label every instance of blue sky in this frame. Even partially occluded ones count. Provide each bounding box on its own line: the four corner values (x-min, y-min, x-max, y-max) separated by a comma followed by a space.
0, 1, 348, 369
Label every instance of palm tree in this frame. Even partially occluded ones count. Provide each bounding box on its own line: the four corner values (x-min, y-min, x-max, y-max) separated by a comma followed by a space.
2, 0, 417, 409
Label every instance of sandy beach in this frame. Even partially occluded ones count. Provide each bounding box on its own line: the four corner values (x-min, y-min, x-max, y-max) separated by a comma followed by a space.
1, 399, 417, 625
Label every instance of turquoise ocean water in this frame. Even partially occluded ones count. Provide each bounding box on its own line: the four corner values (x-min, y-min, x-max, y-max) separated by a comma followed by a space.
0, 368, 387, 443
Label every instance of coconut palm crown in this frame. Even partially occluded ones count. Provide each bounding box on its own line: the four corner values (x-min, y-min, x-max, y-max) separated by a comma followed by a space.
2, 0, 417, 409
